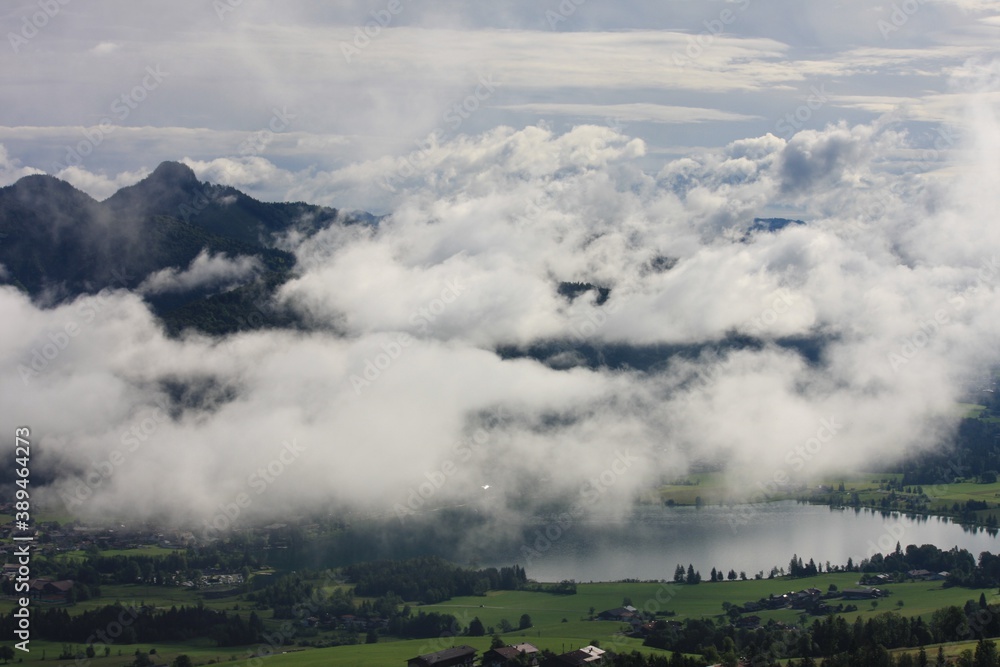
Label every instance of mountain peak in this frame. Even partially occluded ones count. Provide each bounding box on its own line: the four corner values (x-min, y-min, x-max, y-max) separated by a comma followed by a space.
148, 161, 199, 187
5, 173, 97, 203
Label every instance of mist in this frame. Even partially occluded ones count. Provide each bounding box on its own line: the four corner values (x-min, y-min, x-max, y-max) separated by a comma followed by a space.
1, 57, 999, 553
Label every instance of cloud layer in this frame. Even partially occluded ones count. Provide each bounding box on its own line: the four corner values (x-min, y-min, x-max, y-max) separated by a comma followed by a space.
1, 60, 998, 533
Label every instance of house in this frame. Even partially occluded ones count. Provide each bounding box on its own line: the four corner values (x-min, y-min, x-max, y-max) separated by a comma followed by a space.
542, 645, 607, 666
931, 571, 950, 581
596, 606, 637, 622
907, 569, 933, 579
790, 589, 822, 609
28, 578, 74, 603
482, 643, 540, 666
735, 615, 761, 629
406, 645, 477, 667
842, 587, 883, 600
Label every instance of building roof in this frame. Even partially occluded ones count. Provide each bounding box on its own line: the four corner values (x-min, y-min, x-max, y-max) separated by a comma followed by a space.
409, 645, 477, 665
512, 643, 539, 654
487, 647, 521, 660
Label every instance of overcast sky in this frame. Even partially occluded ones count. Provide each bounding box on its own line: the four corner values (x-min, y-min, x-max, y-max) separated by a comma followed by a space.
1, 0, 998, 209
2, 1, 1000, 532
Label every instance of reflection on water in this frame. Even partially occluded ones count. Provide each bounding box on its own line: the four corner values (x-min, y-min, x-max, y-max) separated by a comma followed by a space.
502, 501, 1000, 582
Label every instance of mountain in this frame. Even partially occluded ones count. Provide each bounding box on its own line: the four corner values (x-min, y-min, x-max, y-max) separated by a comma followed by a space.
0, 162, 369, 333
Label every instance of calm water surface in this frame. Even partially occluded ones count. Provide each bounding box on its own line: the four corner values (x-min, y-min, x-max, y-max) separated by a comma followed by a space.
499, 502, 1000, 582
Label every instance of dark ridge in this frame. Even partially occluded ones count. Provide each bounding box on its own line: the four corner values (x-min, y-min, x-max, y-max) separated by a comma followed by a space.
557, 281, 611, 305
497, 333, 833, 373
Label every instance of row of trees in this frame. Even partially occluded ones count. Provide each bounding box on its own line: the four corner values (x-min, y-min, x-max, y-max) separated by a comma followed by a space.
0, 603, 266, 647
642, 598, 1000, 664
343, 557, 527, 603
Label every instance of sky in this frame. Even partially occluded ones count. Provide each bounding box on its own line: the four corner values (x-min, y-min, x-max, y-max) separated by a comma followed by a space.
2, 0, 1000, 535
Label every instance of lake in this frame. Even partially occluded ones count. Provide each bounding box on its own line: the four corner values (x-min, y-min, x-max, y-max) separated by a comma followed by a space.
502, 501, 1000, 582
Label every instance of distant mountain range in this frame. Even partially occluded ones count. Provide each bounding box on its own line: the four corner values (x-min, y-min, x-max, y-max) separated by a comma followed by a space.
0, 165, 818, 370
0, 161, 374, 334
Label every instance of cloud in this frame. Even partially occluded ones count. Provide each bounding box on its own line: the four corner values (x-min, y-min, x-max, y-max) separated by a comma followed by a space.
4, 60, 995, 531
2, 2, 1000, 537
137, 250, 262, 295
90, 41, 121, 55
53, 165, 149, 201
0, 144, 44, 186
496, 102, 762, 125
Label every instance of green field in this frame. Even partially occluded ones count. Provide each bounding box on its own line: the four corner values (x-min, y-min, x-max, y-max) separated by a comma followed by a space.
13, 576, 996, 667
656, 472, 895, 506
6, 569, 1000, 666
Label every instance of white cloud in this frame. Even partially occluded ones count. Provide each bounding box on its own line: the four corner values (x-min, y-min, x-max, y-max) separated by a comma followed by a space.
2, 2, 1000, 531
496, 102, 761, 125
0, 144, 44, 186
137, 250, 262, 295
90, 41, 121, 55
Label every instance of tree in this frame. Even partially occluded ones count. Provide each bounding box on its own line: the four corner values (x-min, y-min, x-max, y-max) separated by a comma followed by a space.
519, 614, 532, 630
365, 629, 378, 644
974, 638, 998, 667
123, 560, 142, 584
0, 646, 13, 664
469, 617, 486, 637
86, 646, 95, 659
622, 597, 633, 607
498, 618, 513, 633
727, 569, 737, 581
490, 635, 504, 649
172, 656, 193, 667
674, 564, 686, 583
